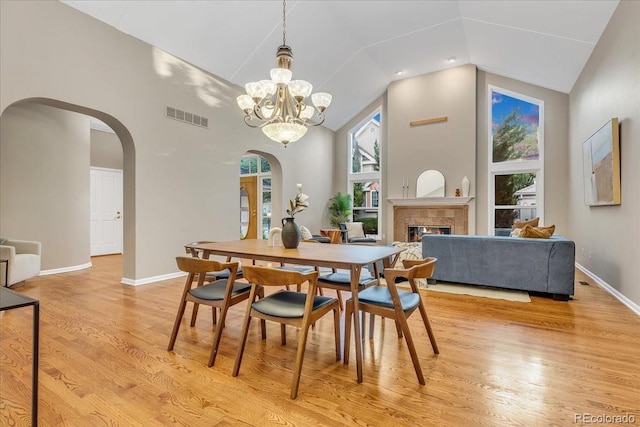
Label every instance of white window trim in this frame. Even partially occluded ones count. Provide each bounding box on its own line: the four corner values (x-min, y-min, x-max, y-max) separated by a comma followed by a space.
487, 86, 544, 235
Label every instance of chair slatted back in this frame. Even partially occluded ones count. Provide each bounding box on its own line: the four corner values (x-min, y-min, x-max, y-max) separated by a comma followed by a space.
175, 256, 237, 277
242, 265, 318, 289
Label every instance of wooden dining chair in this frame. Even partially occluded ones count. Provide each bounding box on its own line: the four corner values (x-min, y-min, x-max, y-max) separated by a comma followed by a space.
185, 240, 244, 281
167, 257, 263, 367
316, 261, 379, 311
185, 241, 248, 325
344, 257, 439, 384
232, 265, 341, 399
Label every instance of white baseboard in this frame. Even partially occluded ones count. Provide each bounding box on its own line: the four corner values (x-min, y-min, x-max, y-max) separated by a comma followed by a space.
40, 262, 93, 275
121, 271, 187, 286
576, 262, 640, 317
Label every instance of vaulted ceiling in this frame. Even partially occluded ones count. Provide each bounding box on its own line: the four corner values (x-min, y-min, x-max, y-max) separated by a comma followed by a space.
62, 0, 619, 131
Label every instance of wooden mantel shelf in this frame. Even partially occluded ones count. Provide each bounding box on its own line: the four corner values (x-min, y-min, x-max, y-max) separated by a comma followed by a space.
387, 197, 474, 206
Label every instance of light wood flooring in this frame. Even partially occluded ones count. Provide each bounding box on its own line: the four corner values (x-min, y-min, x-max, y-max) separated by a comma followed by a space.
1, 255, 639, 426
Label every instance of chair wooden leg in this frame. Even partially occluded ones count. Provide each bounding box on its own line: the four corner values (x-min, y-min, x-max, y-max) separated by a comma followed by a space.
395, 319, 403, 338
336, 290, 344, 312
212, 307, 217, 326
397, 314, 425, 385
369, 314, 375, 339
333, 307, 341, 361
257, 288, 267, 339
167, 299, 188, 351
417, 300, 439, 354
190, 303, 200, 326
290, 322, 311, 399
232, 314, 253, 377
343, 301, 353, 364
281, 324, 287, 345
208, 304, 230, 367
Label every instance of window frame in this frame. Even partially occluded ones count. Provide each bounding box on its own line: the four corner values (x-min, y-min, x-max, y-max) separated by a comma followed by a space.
488, 86, 544, 235
347, 109, 382, 240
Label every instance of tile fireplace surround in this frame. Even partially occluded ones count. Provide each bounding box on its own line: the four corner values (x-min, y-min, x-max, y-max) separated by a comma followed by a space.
389, 198, 470, 241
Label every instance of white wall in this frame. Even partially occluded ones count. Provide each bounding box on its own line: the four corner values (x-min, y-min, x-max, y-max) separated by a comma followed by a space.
569, 0, 640, 307
0, 0, 335, 282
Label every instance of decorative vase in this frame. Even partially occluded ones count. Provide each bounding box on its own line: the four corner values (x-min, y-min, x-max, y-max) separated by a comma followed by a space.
461, 176, 470, 197
281, 217, 301, 248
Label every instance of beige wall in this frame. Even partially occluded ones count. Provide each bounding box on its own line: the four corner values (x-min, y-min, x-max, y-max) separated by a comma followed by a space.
569, 0, 640, 306
91, 129, 123, 169
335, 65, 477, 243
0, 103, 91, 270
476, 71, 570, 236
387, 64, 477, 239
0, 1, 335, 282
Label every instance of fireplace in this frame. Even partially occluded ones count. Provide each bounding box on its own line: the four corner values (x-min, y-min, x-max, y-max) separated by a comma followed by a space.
408, 225, 451, 242
391, 203, 468, 241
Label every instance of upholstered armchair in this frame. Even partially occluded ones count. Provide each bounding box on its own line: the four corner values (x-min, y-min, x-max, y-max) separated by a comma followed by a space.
339, 222, 376, 244
0, 238, 41, 287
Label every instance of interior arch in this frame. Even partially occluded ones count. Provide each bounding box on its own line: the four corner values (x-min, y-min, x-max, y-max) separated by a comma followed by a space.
1, 97, 136, 280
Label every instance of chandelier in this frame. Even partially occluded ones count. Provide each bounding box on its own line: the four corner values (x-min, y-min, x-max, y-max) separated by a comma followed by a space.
236, 0, 332, 147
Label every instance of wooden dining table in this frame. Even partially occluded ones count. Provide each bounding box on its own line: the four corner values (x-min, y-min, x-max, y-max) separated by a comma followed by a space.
186, 239, 404, 383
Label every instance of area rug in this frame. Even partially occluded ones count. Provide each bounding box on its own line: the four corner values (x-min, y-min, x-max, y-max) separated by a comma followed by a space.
425, 282, 531, 302
325, 270, 531, 302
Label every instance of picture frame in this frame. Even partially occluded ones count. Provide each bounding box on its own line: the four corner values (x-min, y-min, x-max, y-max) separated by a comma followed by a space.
582, 117, 620, 206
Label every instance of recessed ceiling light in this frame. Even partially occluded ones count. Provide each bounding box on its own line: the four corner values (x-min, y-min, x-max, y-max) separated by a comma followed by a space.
395, 70, 404, 76
448, 56, 457, 63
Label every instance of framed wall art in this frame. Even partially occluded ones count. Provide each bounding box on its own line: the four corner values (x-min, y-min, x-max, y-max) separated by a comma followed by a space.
582, 117, 620, 206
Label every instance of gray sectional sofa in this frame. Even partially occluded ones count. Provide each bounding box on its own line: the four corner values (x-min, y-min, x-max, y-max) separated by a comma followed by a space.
421, 234, 575, 300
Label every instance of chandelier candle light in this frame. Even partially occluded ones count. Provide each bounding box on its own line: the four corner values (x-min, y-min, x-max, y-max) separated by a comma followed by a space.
236, 0, 332, 147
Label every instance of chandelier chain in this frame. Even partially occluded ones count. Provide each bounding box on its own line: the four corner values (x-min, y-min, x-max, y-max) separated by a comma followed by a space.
282, 0, 287, 46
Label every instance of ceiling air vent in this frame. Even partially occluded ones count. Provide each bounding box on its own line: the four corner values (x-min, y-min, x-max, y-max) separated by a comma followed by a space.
165, 106, 208, 129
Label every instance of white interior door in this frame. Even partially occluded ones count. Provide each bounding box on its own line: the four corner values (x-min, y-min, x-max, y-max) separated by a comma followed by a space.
90, 167, 123, 256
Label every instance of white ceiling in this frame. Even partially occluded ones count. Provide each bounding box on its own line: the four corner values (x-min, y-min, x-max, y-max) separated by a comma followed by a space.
61, 0, 619, 131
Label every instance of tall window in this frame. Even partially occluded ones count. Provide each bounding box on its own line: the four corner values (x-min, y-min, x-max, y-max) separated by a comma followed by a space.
348, 110, 381, 239
489, 87, 544, 235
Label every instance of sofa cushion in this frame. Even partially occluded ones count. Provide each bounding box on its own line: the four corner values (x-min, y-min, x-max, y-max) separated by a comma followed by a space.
512, 217, 539, 230
345, 222, 365, 238
519, 224, 555, 238
299, 225, 313, 240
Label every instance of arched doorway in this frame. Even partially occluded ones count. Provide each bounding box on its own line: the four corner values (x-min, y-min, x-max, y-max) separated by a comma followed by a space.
240, 151, 282, 240
0, 97, 136, 280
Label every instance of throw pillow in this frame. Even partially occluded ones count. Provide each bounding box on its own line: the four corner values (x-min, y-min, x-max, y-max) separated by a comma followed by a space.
0, 237, 8, 245
519, 224, 556, 238
391, 242, 428, 289
510, 228, 522, 237
345, 222, 365, 238
512, 217, 539, 230
299, 225, 313, 241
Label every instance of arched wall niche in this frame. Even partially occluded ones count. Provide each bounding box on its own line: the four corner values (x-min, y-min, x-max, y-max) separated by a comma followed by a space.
1, 97, 136, 280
